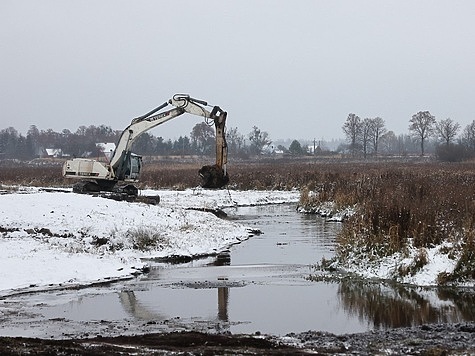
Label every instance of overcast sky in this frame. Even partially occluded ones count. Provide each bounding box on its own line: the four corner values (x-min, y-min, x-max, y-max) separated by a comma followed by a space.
2, 1, 475, 142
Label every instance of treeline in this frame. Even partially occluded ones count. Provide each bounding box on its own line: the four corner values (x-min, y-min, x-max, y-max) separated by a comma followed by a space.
0, 123, 272, 160
341, 112, 475, 161
3, 111, 475, 162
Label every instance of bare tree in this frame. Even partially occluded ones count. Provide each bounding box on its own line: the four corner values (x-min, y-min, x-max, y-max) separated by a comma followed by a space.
248, 126, 271, 155
409, 111, 436, 156
226, 127, 245, 154
342, 113, 362, 156
436, 118, 460, 146
191, 122, 215, 154
370, 117, 386, 155
380, 130, 398, 154
361, 118, 372, 158
461, 120, 475, 152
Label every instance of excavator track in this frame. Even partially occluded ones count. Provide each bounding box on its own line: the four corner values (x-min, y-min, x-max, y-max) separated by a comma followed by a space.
72, 181, 159, 205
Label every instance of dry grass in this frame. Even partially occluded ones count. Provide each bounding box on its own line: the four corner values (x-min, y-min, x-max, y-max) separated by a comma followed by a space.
2, 157, 475, 283
297, 161, 475, 284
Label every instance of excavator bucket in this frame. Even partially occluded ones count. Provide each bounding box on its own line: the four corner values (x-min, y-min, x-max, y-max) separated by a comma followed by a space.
199, 164, 229, 189
198, 106, 229, 189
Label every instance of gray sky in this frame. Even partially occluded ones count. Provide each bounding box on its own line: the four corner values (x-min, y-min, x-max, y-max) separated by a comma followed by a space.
2, 1, 475, 142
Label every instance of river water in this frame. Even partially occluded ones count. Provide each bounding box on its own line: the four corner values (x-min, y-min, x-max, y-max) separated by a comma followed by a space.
2, 204, 475, 338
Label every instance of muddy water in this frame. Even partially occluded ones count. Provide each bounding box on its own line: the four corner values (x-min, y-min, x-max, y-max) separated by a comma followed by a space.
2, 204, 475, 339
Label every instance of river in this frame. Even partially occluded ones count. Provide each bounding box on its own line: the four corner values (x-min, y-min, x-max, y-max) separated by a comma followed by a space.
1, 204, 474, 339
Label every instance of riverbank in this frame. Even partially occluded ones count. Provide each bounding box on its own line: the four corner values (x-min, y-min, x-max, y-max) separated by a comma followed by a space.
0, 187, 299, 296
1, 322, 474, 355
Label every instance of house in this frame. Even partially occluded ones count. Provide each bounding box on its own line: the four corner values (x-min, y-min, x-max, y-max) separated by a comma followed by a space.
44, 148, 63, 158
96, 143, 116, 161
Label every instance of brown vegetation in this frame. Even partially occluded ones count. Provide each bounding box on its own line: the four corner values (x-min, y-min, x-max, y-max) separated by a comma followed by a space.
298, 160, 475, 284
2, 157, 475, 284
1, 157, 343, 190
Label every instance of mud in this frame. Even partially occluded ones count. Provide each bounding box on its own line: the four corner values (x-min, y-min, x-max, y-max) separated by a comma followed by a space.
1, 323, 475, 355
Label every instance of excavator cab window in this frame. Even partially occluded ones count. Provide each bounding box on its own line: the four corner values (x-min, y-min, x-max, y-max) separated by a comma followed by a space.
128, 154, 142, 180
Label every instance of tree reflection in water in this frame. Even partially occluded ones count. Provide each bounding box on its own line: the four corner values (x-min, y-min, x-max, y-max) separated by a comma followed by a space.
338, 279, 475, 329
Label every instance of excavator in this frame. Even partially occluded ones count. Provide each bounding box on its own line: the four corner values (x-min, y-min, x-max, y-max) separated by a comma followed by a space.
62, 94, 229, 201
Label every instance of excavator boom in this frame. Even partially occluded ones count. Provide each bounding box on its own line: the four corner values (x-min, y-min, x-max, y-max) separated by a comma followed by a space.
62, 94, 229, 196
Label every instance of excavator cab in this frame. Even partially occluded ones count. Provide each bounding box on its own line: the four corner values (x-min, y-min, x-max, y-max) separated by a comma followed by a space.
125, 154, 142, 181
114, 151, 142, 182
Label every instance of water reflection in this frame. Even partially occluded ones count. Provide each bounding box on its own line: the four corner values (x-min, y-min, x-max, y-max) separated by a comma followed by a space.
118, 286, 230, 324
338, 279, 475, 329
119, 291, 163, 320
217, 287, 229, 321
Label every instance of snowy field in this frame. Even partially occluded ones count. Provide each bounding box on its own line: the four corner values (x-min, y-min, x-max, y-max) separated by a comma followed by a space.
0, 187, 299, 296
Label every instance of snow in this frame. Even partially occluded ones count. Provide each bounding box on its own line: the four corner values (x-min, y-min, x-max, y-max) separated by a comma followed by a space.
334, 240, 473, 287
297, 202, 355, 222
301, 194, 473, 288
0, 187, 300, 296
2, 184, 468, 295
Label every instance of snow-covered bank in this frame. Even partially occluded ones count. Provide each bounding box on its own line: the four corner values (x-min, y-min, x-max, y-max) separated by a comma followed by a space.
0, 187, 299, 295
299, 191, 474, 287
332, 240, 470, 287
149, 187, 300, 209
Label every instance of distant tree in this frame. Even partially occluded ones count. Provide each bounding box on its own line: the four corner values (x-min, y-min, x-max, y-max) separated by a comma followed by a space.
361, 118, 372, 158
173, 136, 191, 156
154, 136, 166, 155
461, 120, 475, 152
191, 122, 215, 155
26, 125, 41, 157
248, 126, 271, 155
342, 113, 362, 156
131, 132, 155, 155
0, 127, 34, 159
380, 130, 398, 154
38, 128, 60, 148
381, 131, 421, 156
27, 125, 40, 140
370, 117, 386, 155
76, 126, 87, 136
336, 142, 350, 154
400, 133, 422, 155
226, 127, 245, 155
0, 127, 20, 158
436, 118, 460, 146
277, 144, 288, 154
288, 139, 304, 155
409, 111, 436, 156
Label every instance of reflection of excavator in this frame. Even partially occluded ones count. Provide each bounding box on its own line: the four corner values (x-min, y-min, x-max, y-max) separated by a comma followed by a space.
62, 94, 229, 199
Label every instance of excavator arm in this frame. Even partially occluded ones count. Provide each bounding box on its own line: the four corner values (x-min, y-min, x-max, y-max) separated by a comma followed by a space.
111, 94, 228, 187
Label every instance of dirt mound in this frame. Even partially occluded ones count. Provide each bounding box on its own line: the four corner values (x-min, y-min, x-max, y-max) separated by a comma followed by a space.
0, 332, 299, 355
2, 324, 475, 355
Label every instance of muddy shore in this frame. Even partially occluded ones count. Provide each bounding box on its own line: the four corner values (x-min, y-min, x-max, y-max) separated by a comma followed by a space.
1, 322, 475, 355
